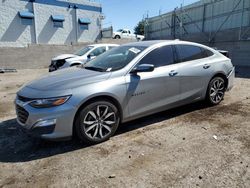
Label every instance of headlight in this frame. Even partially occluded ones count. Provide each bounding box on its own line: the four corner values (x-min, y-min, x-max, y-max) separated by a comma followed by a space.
29, 96, 71, 108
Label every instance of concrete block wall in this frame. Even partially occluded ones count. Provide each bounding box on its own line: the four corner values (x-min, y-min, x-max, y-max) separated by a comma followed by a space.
0, 38, 135, 69
0, 0, 102, 47
0, 44, 84, 69
0, 0, 35, 47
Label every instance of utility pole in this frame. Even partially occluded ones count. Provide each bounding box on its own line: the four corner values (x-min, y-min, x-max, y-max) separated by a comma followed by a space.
31, 1, 37, 44
209, 0, 215, 43
144, 11, 149, 39
180, 3, 183, 39
239, 0, 245, 40
74, 5, 78, 44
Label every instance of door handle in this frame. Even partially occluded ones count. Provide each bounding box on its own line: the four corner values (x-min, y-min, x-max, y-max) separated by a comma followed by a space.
203, 64, 210, 69
169, 70, 178, 77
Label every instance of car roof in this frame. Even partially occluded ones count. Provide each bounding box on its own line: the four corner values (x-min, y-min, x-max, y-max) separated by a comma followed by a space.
122, 40, 217, 52
123, 40, 169, 47
88, 43, 119, 47
122, 40, 208, 47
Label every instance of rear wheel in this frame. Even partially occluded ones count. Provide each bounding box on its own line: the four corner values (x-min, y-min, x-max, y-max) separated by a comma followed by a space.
206, 77, 226, 105
75, 100, 120, 144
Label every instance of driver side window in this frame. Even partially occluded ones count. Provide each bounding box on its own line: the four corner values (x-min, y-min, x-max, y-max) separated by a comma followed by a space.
139, 45, 174, 68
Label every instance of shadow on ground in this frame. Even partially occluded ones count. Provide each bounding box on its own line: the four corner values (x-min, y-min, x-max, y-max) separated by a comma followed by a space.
0, 102, 209, 163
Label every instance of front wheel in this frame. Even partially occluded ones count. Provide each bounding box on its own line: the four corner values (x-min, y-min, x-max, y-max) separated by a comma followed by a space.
114, 35, 121, 39
75, 100, 120, 144
206, 77, 226, 105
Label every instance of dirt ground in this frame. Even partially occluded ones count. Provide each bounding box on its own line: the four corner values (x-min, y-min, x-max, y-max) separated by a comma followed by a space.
0, 69, 249, 188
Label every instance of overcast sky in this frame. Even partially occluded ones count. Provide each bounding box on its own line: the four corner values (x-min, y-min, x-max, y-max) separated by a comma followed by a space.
98, 0, 198, 31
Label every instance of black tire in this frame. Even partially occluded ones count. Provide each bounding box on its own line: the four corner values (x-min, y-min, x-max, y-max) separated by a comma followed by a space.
114, 35, 121, 39
206, 76, 226, 105
75, 100, 120, 144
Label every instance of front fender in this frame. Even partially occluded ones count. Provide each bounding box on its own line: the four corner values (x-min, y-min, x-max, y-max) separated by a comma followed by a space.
70, 77, 127, 121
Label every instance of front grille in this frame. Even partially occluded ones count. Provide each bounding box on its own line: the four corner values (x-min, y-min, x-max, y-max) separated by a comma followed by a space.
56, 59, 66, 68
51, 60, 57, 65
50, 59, 66, 70
16, 105, 29, 124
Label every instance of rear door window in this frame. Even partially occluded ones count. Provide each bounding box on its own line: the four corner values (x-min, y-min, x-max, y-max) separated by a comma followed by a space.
175, 45, 206, 62
204, 49, 214, 57
139, 45, 174, 68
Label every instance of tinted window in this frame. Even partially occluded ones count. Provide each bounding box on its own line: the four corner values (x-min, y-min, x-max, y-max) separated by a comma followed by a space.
139, 46, 174, 68
75, 46, 93, 56
176, 45, 206, 62
204, 49, 214, 57
84, 46, 146, 72
53, 21, 63, 28
108, 46, 117, 50
91, 47, 106, 56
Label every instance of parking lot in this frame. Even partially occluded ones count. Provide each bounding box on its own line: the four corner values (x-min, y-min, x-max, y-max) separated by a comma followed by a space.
0, 68, 249, 187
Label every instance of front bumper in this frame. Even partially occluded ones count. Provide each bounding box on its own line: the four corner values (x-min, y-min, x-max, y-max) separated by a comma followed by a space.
15, 99, 77, 140
19, 120, 56, 138
227, 67, 235, 91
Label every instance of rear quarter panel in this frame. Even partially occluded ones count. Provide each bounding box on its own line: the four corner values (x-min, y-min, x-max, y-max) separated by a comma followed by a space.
201, 53, 233, 98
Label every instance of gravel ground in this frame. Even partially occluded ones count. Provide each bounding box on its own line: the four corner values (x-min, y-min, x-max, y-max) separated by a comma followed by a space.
0, 69, 249, 188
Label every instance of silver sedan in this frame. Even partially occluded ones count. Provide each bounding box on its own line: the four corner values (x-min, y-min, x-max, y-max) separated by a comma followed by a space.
15, 40, 235, 144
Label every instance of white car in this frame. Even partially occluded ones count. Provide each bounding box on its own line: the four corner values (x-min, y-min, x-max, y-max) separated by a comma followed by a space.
49, 44, 119, 72
113, 29, 145, 41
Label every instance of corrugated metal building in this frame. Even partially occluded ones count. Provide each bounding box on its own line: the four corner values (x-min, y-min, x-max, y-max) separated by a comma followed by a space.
145, 0, 250, 67
0, 0, 102, 47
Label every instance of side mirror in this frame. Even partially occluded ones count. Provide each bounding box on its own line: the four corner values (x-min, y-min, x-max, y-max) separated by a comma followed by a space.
130, 64, 154, 74
87, 53, 95, 59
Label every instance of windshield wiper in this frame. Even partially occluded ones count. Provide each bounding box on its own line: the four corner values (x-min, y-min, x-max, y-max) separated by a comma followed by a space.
84, 66, 106, 72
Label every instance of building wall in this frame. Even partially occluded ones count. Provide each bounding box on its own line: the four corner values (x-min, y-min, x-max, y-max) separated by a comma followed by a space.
0, 0, 35, 47
0, 0, 102, 47
145, 0, 250, 66
77, 8, 101, 43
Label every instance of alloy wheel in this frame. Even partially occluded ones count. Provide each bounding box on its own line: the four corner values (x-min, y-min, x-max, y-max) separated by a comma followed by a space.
209, 77, 225, 104
83, 105, 116, 140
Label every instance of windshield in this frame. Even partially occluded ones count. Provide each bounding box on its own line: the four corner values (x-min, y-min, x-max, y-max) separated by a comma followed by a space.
117, 29, 123, 32
83, 46, 147, 72
75, 46, 94, 56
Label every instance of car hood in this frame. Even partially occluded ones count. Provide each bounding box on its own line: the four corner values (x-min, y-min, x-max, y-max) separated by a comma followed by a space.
23, 67, 111, 91
52, 54, 78, 61
66, 55, 88, 63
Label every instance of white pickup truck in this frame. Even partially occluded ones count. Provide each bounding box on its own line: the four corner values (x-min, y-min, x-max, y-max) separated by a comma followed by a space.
113, 29, 145, 41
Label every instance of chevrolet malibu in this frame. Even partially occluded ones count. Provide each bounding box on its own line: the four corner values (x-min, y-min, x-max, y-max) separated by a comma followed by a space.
15, 40, 235, 144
